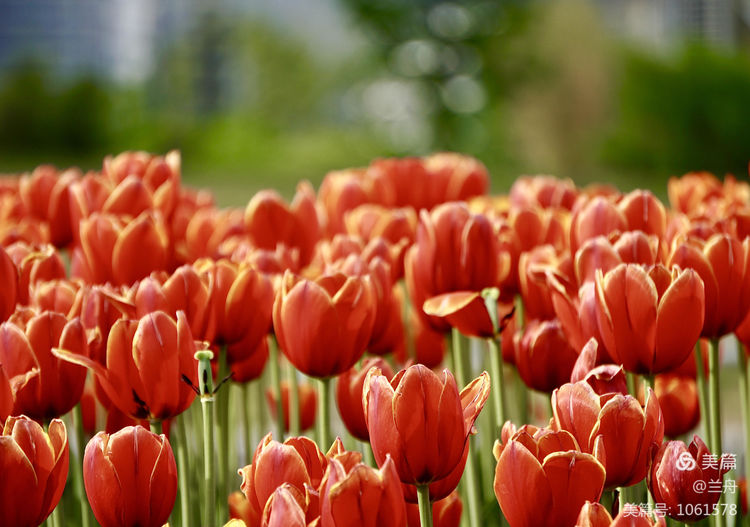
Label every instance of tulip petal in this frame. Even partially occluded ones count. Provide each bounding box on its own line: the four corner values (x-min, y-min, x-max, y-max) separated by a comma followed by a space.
494, 440, 553, 527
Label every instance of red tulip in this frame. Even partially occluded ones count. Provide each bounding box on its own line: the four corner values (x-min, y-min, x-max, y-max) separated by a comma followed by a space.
19, 164, 78, 247
617, 190, 667, 238
570, 338, 629, 396
344, 204, 416, 248
649, 435, 730, 522
244, 182, 321, 267
570, 196, 627, 254
84, 425, 177, 527
594, 263, 704, 374
518, 244, 571, 320
576, 501, 614, 527
410, 307, 446, 368
493, 426, 605, 527
667, 171, 728, 215
0, 364, 12, 422
509, 175, 578, 210
610, 505, 666, 526
552, 381, 664, 489
53, 311, 197, 421
363, 365, 489, 495
319, 455, 406, 527
0, 309, 88, 420
262, 485, 308, 527
0, 415, 69, 527
6, 242, 66, 305
266, 380, 317, 433
0, 245, 18, 322
273, 271, 375, 378
319, 168, 373, 236
336, 357, 394, 442
655, 374, 699, 437
669, 233, 750, 338
514, 318, 579, 392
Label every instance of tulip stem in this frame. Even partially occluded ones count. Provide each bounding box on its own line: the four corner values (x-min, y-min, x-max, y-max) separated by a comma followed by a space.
487, 336, 506, 435
73, 404, 92, 527
287, 359, 300, 437
216, 348, 230, 512
694, 342, 709, 439
737, 339, 750, 516
707, 338, 724, 527
363, 441, 376, 467
176, 415, 192, 527
317, 377, 332, 449
268, 336, 285, 440
196, 350, 216, 527
417, 484, 434, 527
243, 382, 253, 464
452, 328, 483, 527
150, 419, 162, 435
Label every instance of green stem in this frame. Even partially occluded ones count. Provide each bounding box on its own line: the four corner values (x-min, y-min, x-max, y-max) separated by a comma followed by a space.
268, 336, 285, 440
73, 404, 92, 527
708, 337, 723, 527
487, 337, 506, 436
640, 374, 657, 513
254, 376, 265, 445
216, 348, 230, 511
243, 382, 253, 465
515, 370, 529, 425
150, 419, 163, 435
176, 415, 192, 527
694, 341, 709, 439
287, 359, 300, 437
626, 371, 637, 398
317, 377, 331, 449
600, 489, 615, 516
48, 506, 61, 527
196, 350, 216, 527
451, 328, 482, 527
417, 484, 434, 527
363, 441, 375, 467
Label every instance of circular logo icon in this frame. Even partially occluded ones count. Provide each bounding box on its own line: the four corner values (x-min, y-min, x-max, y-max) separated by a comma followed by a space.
676, 451, 697, 471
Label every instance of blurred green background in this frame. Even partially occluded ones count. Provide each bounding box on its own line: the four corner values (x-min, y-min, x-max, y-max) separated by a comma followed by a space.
1, 0, 750, 205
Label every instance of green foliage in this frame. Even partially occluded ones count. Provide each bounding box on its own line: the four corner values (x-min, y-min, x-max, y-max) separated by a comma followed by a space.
603, 44, 750, 178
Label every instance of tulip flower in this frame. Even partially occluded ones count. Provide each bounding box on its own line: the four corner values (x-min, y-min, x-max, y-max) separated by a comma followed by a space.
84, 425, 177, 527
344, 204, 416, 248
518, 244, 572, 320
363, 365, 489, 493
667, 171, 733, 215
53, 310, 198, 421
406, 202, 510, 331
509, 175, 578, 210
594, 263, 705, 374
0, 245, 17, 322
494, 426, 606, 527
262, 485, 308, 527
513, 318, 579, 392
570, 339, 629, 396
575, 501, 614, 527
668, 233, 750, 339
655, 374, 700, 437
649, 435, 730, 522
6, 242, 66, 305
576, 501, 667, 527
552, 381, 664, 489
570, 196, 627, 253
0, 309, 88, 421
336, 357, 394, 442
244, 181, 321, 267
406, 491, 462, 527
410, 307, 447, 368
239, 434, 327, 526
318, 168, 373, 236
266, 380, 317, 433
0, 415, 69, 527
319, 455, 407, 527
423, 290, 514, 339
273, 271, 375, 378
19, 165, 78, 247
617, 189, 667, 238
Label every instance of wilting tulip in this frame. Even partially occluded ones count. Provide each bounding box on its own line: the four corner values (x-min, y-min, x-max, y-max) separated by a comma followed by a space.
0, 416, 69, 527
0, 310, 88, 420
494, 427, 606, 527
273, 271, 375, 378
406, 491, 462, 527
552, 381, 664, 489
406, 202, 510, 331
244, 181, 321, 267
239, 434, 327, 526
669, 233, 750, 338
336, 357, 394, 441
649, 436, 730, 522
319, 455, 406, 527
266, 380, 317, 433
53, 311, 197, 421
84, 425, 177, 527
594, 263, 705, 374
514, 318, 579, 392
363, 365, 489, 492
73, 211, 171, 286
655, 374, 700, 437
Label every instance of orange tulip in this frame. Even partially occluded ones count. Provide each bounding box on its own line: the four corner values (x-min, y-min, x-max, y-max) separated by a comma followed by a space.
570, 339, 629, 396
84, 425, 177, 527
266, 380, 317, 433
423, 291, 514, 339
273, 271, 375, 378
319, 455, 406, 527
406, 491, 462, 527
72, 211, 171, 286
0, 245, 18, 322
406, 202, 509, 331
344, 204, 417, 248
262, 485, 308, 527
518, 244, 572, 320
0, 309, 88, 420
570, 196, 627, 254
410, 307, 447, 368
53, 311, 197, 421
667, 171, 735, 216
493, 426, 606, 527
0, 364, 12, 422
649, 436, 730, 522
19, 164, 79, 247
552, 381, 664, 489
617, 189, 667, 238
594, 263, 705, 374
336, 357, 394, 442
6, 242, 66, 305
669, 233, 750, 338
0, 415, 69, 527
576, 501, 667, 527
244, 182, 321, 267
509, 175, 578, 210
655, 374, 699, 438
240, 434, 327, 526
513, 318, 579, 392
318, 168, 373, 236
363, 365, 489, 491
576, 501, 614, 527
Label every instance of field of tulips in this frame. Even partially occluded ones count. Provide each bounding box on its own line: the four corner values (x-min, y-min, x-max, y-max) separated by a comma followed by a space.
1, 150, 749, 527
